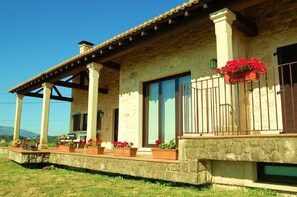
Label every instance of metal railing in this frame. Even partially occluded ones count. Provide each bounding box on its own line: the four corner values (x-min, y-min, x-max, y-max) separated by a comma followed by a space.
179, 61, 297, 136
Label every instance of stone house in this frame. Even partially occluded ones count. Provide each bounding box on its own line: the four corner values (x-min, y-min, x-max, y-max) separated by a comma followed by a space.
9, 0, 297, 186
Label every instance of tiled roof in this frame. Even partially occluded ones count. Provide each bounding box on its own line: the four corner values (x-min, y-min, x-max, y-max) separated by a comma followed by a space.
9, 0, 201, 93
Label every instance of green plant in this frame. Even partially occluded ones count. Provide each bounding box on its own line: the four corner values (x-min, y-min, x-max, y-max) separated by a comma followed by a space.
66, 141, 75, 147
155, 139, 176, 149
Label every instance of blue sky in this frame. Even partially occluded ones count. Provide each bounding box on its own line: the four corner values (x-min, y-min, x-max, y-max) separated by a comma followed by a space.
0, 0, 186, 136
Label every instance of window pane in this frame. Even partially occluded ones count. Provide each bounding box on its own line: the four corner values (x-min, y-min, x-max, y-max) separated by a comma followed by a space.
265, 165, 297, 177
73, 114, 81, 131
147, 83, 159, 144
162, 79, 175, 143
82, 114, 87, 131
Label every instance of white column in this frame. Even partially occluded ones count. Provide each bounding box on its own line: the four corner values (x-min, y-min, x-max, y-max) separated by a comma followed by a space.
13, 94, 24, 141
39, 82, 53, 150
86, 63, 103, 140
209, 8, 236, 68
210, 8, 236, 133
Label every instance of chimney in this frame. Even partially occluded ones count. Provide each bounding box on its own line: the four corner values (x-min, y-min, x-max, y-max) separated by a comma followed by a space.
78, 40, 94, 54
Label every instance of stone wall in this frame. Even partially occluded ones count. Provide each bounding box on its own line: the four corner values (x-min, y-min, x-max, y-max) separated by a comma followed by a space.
48, 153, 211, 184
180, 135, 297, 164
0, 148, 212, 185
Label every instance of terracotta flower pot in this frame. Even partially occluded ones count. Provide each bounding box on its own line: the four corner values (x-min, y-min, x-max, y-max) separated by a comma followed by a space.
85, 146, 105, 155
59, 145, 75, 153
113, 147, 138, 157
224, 71, 259, 84
151, 148, 178, 160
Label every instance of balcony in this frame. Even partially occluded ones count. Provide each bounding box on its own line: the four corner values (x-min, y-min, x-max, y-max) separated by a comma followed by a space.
179, 61, 297, 136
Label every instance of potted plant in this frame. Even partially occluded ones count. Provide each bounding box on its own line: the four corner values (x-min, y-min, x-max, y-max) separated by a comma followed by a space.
113, 141, 137, 157
11, 140, 20, 147
151, 139, 178, 160
216, 58, 267, 84
59, 140, 76, 153
85, 138, 105, 155
54, 137, 61, 148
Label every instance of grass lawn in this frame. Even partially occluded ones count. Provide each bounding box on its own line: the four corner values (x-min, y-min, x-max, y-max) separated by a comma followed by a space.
0, 155, 280, 197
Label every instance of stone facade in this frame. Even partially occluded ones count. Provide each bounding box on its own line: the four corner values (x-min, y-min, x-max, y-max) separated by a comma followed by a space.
117, 22, 217, 146
180, 135, 297, 185
68, 0, 297, 148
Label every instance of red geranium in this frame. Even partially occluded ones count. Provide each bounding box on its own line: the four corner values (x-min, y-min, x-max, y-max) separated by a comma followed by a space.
155, 140, 161, 147
114, 141, 134, 148
216, 58, 267, 76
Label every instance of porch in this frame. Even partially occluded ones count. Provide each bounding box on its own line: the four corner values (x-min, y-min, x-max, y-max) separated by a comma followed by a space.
2, 133, 297, 188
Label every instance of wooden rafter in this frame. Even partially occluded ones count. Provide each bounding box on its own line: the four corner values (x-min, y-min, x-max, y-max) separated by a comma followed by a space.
54, 81, 108, 94
234, 12, 258, 37
25, 92, 73, 102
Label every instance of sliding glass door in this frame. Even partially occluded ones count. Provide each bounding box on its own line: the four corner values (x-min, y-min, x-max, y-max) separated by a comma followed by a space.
143, 73, 191, 147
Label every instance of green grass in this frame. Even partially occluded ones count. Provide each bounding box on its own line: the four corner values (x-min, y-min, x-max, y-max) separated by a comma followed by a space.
0, 142, 10, 147
0, 156, 280, 197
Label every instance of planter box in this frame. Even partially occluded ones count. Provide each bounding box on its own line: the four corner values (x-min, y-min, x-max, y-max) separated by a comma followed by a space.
224, 71, 259, 84
151, 148, 178, 160
113, 147, 138, 157
59, 145, 75, 153
85, 146, 105, 155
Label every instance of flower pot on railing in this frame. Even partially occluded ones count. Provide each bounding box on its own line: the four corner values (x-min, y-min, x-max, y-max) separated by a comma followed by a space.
113, 147, 138, 157
216, 58, 267, 84
85, 146, 105, 155
151, 148, 178, 160
224, 70, 259, 84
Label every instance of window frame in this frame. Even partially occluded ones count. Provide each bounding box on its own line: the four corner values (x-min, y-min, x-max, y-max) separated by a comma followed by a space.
143, 72, 191, 147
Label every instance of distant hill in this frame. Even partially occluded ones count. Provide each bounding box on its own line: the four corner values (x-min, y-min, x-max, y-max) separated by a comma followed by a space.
0, 126, 39, 138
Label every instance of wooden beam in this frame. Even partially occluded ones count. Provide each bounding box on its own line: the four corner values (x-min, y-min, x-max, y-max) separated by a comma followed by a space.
233, 12, 258, 37
54, 81, 108, 94
25, 92, 73, 102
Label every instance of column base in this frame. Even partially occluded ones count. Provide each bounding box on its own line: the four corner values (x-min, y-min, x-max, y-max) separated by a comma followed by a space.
38, 144, 49, 150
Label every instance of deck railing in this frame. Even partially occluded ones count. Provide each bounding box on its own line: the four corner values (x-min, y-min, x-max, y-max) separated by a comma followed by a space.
179, 61, 297, 136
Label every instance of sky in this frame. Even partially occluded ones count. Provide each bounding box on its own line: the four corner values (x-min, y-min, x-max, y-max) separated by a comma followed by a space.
0, 0, 187, 136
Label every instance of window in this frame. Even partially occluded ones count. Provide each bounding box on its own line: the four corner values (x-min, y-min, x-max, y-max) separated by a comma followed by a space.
82, 111, 103, 131
82, 113, 88, 131
97, 110, 103, 130
72, 113, 81, 131
143, 73, 191, 147
258, 163, 297, 184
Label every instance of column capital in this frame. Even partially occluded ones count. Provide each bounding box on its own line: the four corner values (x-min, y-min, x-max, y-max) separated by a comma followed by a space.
42, 82, 54, 89
209, 8, 236, 25
87, 62, 103, 72
16, 94, 24, 100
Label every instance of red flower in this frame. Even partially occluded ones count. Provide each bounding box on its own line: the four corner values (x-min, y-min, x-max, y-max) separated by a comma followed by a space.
216, 58, 267, 76
96, 138, 103, 144
88, 138, 93, 143
155, 140, 161, 146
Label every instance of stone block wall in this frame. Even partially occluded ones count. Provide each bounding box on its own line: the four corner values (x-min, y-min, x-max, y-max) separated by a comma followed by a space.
180, 136, 297, 164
